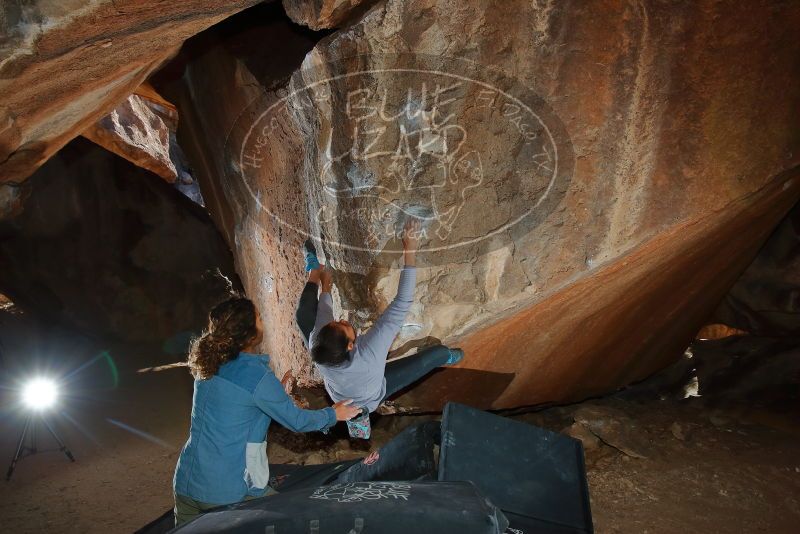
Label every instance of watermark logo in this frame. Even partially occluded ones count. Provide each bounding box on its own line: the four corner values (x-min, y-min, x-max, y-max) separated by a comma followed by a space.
231, 54, 573, 268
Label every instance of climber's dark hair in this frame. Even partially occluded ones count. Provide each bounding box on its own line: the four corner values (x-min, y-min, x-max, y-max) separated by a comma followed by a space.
311, 323, 352, 367
188, 297, 258, 379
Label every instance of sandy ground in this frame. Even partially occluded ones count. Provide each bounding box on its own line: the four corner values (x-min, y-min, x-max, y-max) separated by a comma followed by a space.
1, 322, 799, 533
523, 402, 800, 533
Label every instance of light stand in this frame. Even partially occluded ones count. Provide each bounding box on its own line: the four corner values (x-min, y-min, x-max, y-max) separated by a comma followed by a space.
6, 378, 76, 481
6, 413, 75, 481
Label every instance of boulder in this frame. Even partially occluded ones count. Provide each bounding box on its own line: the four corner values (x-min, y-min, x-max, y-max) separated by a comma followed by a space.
82, 93, 178, 181
695, 324, 749, 341
159, 3, 327, 381
282, 0, 369, 29
562, 422, 601, 452
0, 0, 261, 184
0, 182, 28, 220
170, 0, 800, 408
669, 422, 686, 442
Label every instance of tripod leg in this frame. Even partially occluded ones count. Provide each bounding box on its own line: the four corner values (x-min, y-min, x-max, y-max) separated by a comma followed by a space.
6, 416, 32, 481
30, 416, 37, 453
41, 417, 75, 462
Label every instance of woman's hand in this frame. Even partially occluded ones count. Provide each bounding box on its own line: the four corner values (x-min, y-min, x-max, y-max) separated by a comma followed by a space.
332, 399, 361, 421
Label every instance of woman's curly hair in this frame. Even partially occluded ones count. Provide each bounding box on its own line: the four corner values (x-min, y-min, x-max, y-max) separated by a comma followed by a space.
188, 297, 258, 379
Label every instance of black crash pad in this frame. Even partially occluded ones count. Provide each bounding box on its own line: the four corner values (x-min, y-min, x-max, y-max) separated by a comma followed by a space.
438, 402, 593, 533
171, 480, 508, 533
269, 459, 360, 492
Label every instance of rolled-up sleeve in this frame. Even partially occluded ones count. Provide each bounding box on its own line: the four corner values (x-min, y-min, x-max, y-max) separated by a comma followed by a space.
253, 372, 336, 432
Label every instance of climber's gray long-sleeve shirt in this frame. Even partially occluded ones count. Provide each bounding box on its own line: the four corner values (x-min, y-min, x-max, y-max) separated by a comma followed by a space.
311, 266, 416, 412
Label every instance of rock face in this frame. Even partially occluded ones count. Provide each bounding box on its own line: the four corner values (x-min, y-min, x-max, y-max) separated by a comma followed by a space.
0, 0, 261, 184
173, 0, 800, 408
282, 0, 369, 29
0, 181, 27, 219
82, 93, 178, 181
0, 137, 240, 348
159, 3, 326, 379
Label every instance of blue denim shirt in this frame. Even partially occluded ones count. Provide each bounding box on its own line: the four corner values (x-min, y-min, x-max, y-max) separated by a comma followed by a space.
173, 352, 336, 505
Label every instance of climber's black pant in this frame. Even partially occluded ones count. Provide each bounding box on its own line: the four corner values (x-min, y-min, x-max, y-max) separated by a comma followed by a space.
295, 282, 319, 348
383, 344, 451, 398
295, 283, 451, 400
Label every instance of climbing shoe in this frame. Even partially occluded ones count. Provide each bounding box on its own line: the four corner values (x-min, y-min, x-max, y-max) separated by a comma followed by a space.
303, 238, 321, 272
444, 348, 464, 366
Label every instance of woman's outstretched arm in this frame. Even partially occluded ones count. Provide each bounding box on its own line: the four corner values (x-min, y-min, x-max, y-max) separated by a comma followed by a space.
254, 371, 358, 431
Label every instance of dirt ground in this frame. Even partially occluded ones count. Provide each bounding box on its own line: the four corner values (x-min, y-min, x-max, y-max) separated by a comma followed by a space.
1, 318, 799, 532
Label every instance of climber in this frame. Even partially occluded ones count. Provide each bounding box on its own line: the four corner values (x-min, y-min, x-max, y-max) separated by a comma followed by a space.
173, 296, 360, 526
294, 219, 464, 439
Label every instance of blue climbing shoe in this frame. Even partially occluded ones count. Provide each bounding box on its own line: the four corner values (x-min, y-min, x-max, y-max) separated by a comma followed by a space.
303, 238, 321, 272
444, 348, 464, 365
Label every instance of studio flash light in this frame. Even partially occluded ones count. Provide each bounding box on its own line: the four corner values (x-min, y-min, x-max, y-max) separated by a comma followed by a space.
6, 376, 75, 481
22, 377, 58, 411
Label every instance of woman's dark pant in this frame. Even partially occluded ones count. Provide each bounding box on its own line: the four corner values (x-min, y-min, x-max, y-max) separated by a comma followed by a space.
295, 282, 452, 400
